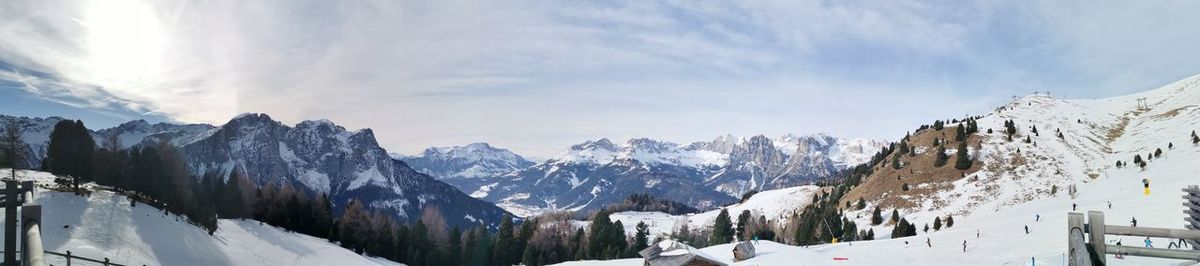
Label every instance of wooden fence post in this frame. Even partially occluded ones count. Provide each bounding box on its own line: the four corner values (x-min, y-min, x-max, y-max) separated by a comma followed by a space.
1088, 211, 1106, 264
1068, 212, 1092, 266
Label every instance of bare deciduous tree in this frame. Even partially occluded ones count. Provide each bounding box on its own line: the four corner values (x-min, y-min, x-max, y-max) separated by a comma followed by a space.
1, 119, 25, 180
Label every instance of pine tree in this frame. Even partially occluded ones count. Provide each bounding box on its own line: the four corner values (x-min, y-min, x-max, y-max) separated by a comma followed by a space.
736, 210, 751, 241
891, 152, 902, 169
1031, 125, 1039, 136
891, 209, 900, 224
946, 215, 955, 228
933, 145, 949, 167
855, 198, 866, 210
955, 125, 966, 142
933, 217, 943, 231
865, 229, 875, 240
891, 218, 914, 238
871, 207, 883, 225
954, 141, 972, 170
923, 223, 930, 233
1154, 148, 1163, 158
1193, 130, 1199, 144
711, 209, 734, 244
493, 214, 516, 264
46, 120, 94, 191
448, 226, 463, 266
633, 221, 650, 252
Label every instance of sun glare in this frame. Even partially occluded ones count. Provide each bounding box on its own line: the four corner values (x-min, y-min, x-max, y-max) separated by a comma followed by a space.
83, 0, 166, 88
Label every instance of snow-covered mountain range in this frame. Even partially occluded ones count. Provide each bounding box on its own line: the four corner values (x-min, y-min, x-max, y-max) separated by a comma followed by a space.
0, 113, 511, 228
0, 115, 67, 168
397, 142, 535, 194
404, 134, 886, 217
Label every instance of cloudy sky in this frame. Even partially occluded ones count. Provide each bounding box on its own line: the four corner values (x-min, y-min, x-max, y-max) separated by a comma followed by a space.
2, 0, 1200, 157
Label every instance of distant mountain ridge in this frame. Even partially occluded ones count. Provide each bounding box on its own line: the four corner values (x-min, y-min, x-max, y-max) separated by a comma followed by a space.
404, 134, 886, 217
0, 113, 511, 228
397, 142, 535, 193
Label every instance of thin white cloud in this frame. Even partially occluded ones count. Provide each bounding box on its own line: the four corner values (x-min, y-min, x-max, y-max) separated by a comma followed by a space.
1, 0, 1199, 157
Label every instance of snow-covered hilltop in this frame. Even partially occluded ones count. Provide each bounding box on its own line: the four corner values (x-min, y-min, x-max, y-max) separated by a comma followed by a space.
453, 134, 883, 217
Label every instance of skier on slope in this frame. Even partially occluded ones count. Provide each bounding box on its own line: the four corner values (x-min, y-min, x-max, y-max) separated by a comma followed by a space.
927, 238, 932, 247
1072, 203, 1077, 211
962, 240, 967, 252
1024, 225, 1029, 234
1131, 217, 1138, 227
1107, 201, 1112, 209
1145, 237, 1153, 248
1035, 214, 1040, 221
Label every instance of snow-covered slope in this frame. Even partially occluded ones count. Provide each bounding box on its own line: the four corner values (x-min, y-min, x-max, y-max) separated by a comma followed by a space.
576, 185, 822, 243
480, 135, 883, 217
0, 170, 402, 266
684, 185, 821, 230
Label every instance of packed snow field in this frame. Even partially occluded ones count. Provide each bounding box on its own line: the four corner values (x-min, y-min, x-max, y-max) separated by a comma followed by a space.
557, 75, 1200, 265
0, 170, 401, 266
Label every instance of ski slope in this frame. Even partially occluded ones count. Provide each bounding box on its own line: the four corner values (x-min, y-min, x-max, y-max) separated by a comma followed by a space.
557, 74, 1200, 265
576, 185, 822, 242
0, 170, 402, 266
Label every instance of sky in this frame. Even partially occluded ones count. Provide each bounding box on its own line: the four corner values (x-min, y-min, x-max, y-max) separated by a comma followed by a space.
3, 0, 1200, 158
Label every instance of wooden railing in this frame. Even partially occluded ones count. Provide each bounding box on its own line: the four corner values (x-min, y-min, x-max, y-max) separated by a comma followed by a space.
43, 251, 128, 266
1067, 186, 1200, 265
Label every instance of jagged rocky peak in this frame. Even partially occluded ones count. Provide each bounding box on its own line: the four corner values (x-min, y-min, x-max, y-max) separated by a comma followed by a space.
624, 138, 678, 153
421, 142, 524, 162
570, 138, 619, 151
688, 134, 743, 153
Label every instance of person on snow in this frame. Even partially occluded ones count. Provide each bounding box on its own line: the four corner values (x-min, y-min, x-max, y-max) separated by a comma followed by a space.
976, 230, 980, 238
1107, 201, 1112, 209
1145, 237, 1153, 248
927, 238, 932, 247
1131, 217, 1138, 227
962, 240, 967, 252
1072, 203, 1077, 211
1035, 214, 1040, 221
1024, 225, 1029, 234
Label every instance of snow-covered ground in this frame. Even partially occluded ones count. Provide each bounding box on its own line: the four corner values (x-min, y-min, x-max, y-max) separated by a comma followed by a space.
574, 185, 822, 242
684, 185, 821, 230
556, 74, 1200, 265
0, 170, 402, 266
